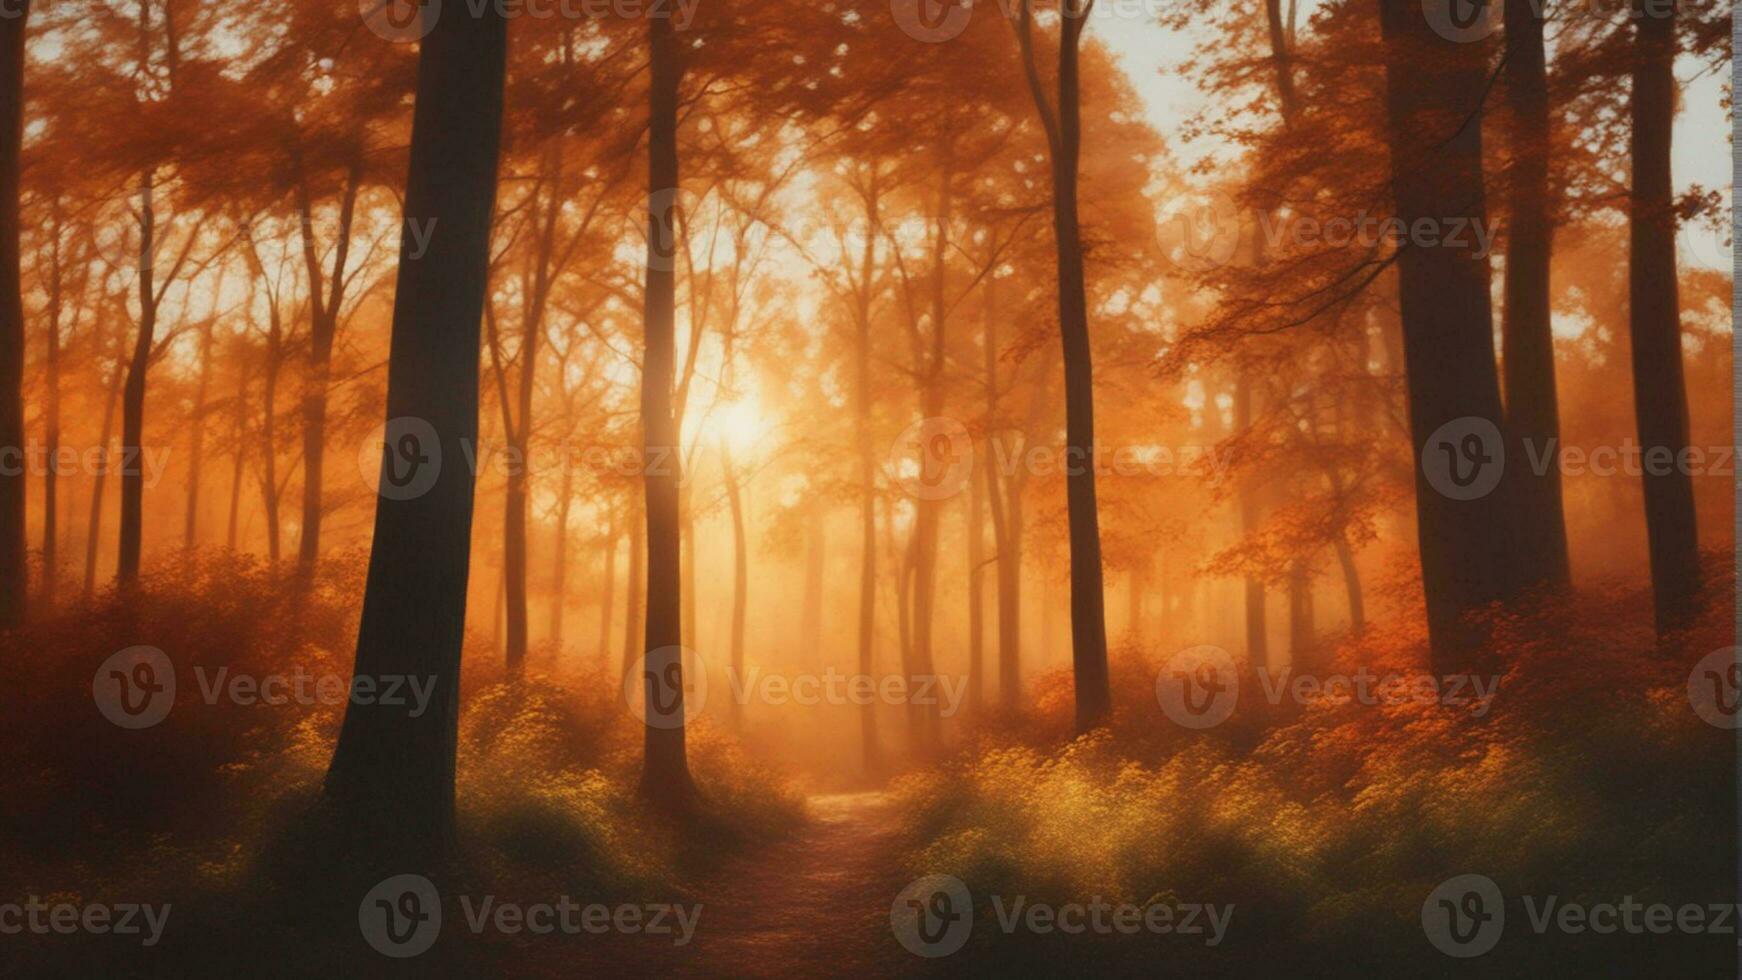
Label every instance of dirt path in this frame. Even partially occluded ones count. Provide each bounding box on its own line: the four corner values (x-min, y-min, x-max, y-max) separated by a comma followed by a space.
518, 791, 920, 978
670, 791, 912, 977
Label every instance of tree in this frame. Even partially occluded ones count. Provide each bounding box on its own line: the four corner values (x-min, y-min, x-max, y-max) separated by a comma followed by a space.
1501, 0, 1571, 589
1627, 0, 1700, 633
0, 1, 27, 628
324, 2, 508, 859
1009, 0, 1110, 729
1376, 0, 1521, 670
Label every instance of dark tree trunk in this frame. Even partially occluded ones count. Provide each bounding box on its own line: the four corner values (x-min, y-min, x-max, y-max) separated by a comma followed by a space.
966, 458, 985, 711
1287, 560, 1314, 665
852, 198, 881, 772
323, 2, 507, 863
259, 314, 283, 564
0, 1, 24, 628
1015, 0, 1111, 730
117, 170, 157, 590
40, 201, 62, 610
1501, 0, 1570, 589
638, 12, 695, 810
982, 282, 1023, 712
1377, 0, 1520, 672
1628, 0, 1700, 633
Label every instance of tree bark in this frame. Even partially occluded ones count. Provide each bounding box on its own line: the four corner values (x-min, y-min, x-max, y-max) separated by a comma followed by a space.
294, 164, 361, 578
1014, 0, 1110, 730
116, 170, 157, 589
549, 449, 575, 650
1501, 0, 1570, 589
0, 1, 25, 627
1628, 0, 1700, 633
323, 1, 507, 862
638, 12, 695, 810
853, 185, 881, 773
1234, 373, 1269, 668
85, 335, 124, 597
183, 310, 215, 548
1377, 0, 1520, 671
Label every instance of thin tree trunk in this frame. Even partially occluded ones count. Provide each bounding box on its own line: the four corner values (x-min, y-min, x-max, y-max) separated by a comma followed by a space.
1334, 532, 1365, 635
40, 199, 62, 611
723, 445, 747, 730
800, 504, 824, 658
183, 310, 215, 548
259, 315, 282, 564
966, 457, 985, 711
117, 170, 156, 589
853, 197, 881, 771
1501, 0, 1570, 589
323, 1, 507, 862
1287, 559, 1314, 666
1628, 0, 1700, 633
1014, 0, 1110, 730
621, 501, 643, 680
0, 1, 25, 627
85, 338, 124, 597
596, 511, 616, 665
638, 11, 695, 809
295, 165, 360, 578
549, 450, 574, 650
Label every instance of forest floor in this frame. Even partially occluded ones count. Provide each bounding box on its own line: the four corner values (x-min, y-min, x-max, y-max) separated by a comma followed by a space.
523, 791, 921, 978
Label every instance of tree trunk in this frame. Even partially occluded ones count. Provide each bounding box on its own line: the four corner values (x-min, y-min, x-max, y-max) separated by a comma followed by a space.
1501, 0, 1570, 589
595, 512, 616, 665
853, 209, 881, 771
183, 313, 215, 548
1017, 0, 1110, 730
637, 12, 695, 810
295, 168, 360, 578
800, 504, 824, 660
723, 446, 747, 730
1628, 0, 1700, 633
0, 1, 24, 628
40, 201, 61, 611
1287, 560, 1314, 666
966, 457, 985, 711
1377, 0, 1520, 672
259, 317, 282, 564
1334, 531, 1365, 635
323, 2, 507, 862
549, 450, 574, 651
621, 503, 643, 680
117, 170, 156, 590
1235, 373, 1269, 668
85, 339, 124, 597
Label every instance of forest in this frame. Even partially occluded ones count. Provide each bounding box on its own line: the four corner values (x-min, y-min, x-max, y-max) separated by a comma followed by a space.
0, 0, 1735, 976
